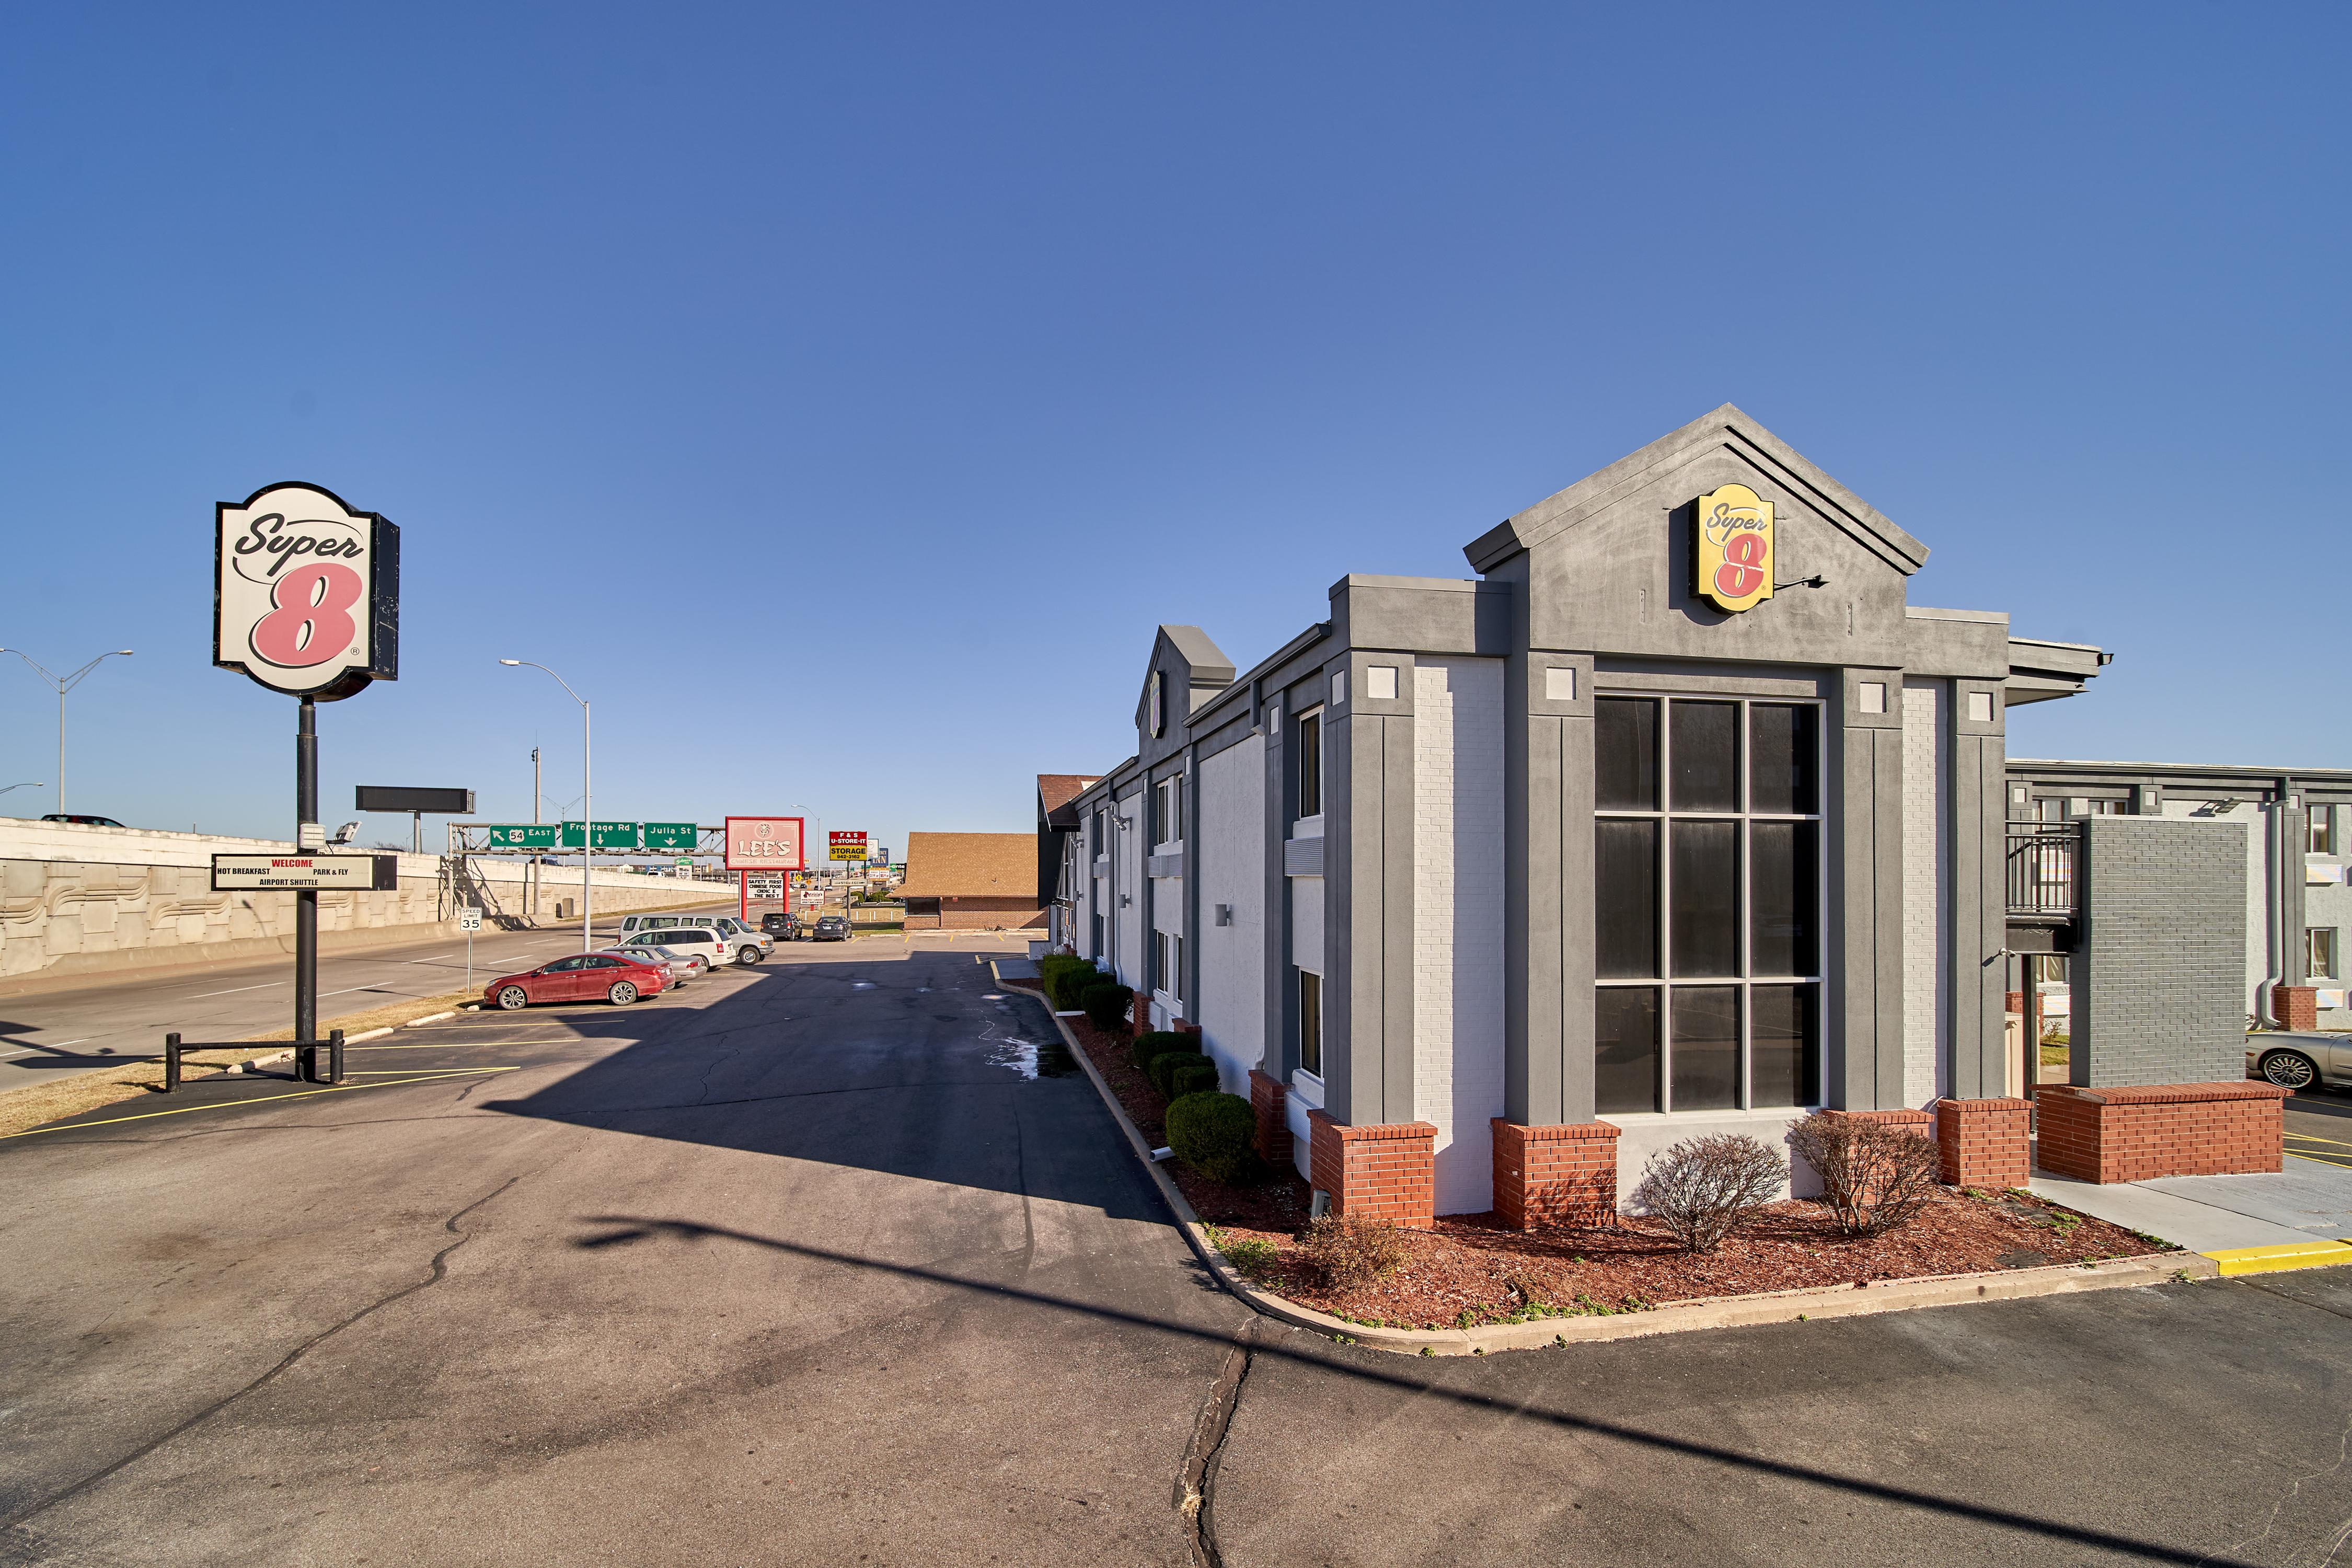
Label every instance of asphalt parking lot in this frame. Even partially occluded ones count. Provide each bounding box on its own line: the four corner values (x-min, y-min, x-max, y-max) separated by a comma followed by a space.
5, 938, 2350, 1567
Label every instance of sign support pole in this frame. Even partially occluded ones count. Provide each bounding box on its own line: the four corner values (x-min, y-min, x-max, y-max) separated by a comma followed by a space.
295, 695, 318, 1072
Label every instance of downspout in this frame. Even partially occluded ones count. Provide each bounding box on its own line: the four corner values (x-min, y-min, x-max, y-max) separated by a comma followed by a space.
2254, 776, 2291, 1030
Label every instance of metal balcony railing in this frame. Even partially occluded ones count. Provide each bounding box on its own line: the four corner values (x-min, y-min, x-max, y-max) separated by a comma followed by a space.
2006, 823, 2080, 919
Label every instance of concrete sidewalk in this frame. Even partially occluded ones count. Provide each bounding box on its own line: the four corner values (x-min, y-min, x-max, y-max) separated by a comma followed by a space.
2031, 1156, 2352, 1270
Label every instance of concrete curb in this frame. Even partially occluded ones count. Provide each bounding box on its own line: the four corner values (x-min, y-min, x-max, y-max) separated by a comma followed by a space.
402, 1011, 457, 1029
1036, 1005, 2214, 1356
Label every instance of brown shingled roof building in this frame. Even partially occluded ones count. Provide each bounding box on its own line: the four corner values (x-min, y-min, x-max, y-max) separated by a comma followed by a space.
898, 832, 1046, 931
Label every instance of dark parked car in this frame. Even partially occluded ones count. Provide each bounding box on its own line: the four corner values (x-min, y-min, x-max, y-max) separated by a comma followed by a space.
761, 912, 801, 939
483, 952, 670, 1010
42, 814, 127, 827
811, 915, 850, 942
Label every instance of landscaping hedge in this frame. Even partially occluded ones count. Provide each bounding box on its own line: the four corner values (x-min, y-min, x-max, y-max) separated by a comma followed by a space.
1166, 1090, 1256, 1184
1041, 955, 1100, 1009
1129, 1030, 1189, 1075
1080, 980, 1134, 1033
1147, 1050, 1213, 1097
1166, 1057, 1220, 1099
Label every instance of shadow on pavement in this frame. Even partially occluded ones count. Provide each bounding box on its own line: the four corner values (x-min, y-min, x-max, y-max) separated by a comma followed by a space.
568, 1212, 2304, 1568
478, 951, 1160, 1221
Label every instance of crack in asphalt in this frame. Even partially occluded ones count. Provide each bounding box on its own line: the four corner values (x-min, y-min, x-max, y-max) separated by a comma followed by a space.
0, 1174, 523, 1537
1177, 1316, 1259, 1568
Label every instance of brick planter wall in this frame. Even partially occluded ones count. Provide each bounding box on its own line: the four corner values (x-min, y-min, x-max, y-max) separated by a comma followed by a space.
2034, 1082, 2291, 1183
2276, 986, 2318, 1031
1249, 1069, 1290, 1170
1491, 1120, 1621, 1229
1934, 1098, 2033, 1189
1819, 1106, 1935, 1135
1307, 1110, 1437, 1227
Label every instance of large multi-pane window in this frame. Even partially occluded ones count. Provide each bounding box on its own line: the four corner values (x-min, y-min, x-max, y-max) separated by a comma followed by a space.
1595, 696, 1822, 1114
1155, 929, 1184, 1001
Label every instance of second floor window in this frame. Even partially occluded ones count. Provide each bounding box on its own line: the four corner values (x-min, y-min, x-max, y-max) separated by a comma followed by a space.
2311, 806, 2336, 855
1297, 709, 1323, 818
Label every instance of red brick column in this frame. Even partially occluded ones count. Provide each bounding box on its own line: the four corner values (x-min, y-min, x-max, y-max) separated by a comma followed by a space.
2034, 1082, 2292, 1183
1491, 1120, 1621, 1229
1248, 1069, 1290, 1170
2276, 987, 2318, 1031
1307, 1110, 1437, 1227
2004, 990, 2024, 1015
1131, 992, 1150, 1038
1934, 1098, 2033, 1189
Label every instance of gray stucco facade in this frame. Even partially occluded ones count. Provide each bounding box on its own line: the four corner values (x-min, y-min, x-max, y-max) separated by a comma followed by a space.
1058, 405, 2104, 1210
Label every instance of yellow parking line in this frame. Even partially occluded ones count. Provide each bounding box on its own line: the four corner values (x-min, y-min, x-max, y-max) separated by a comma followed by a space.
353, 1038, 574, 1051
2286, 1130, 2352, 1150
0, 1067, 523, 1139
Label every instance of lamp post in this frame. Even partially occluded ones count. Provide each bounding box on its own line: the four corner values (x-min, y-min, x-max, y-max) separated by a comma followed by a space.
0, 649, 133, 818
500, 660, 591, 953
1, 782, 45, 797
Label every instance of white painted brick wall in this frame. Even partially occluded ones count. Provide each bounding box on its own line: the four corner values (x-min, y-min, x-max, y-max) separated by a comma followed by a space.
1195, 736, 1265, 1093
1413, 658, 1506, 1215
1900, 679, 1950, 1106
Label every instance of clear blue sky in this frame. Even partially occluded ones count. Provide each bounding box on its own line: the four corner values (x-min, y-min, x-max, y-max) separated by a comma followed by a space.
2, 4, 2345, 850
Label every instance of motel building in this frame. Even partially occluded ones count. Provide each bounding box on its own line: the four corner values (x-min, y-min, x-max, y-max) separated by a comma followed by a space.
1055, 406, 2291, 1224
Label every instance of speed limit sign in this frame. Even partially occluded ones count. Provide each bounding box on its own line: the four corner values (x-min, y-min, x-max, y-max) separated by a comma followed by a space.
457, 907, 482, 932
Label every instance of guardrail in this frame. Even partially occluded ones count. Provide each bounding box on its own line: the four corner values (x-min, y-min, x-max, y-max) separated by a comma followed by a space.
163, 1029, 343, 1091
2006, 824, 2079, 919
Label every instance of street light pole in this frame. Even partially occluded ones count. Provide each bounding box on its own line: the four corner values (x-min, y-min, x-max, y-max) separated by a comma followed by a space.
501, 661, 592, 953
0, 649, 134, 818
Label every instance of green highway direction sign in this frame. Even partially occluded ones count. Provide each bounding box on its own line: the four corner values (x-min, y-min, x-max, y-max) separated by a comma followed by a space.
485, 821, 699, 851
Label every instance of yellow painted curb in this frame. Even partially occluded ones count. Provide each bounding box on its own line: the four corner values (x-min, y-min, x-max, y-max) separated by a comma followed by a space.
2201, 1240, 2352, 1276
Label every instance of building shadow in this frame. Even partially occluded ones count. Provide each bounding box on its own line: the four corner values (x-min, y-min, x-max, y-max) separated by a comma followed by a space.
476, 954, 1165, 1221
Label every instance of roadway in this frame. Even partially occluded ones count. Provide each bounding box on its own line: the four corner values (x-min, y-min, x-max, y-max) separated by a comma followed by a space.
0, 905, 733, 1094
3, 936, 2349, 1565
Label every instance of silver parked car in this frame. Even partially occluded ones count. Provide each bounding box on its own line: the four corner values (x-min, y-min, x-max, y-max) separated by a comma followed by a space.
601, 942, 705, 986
2246, 1031, 2352, 1091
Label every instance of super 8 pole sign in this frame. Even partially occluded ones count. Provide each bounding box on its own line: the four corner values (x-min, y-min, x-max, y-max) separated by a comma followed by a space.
214, 482, 400, 700
725, 817, 805, 871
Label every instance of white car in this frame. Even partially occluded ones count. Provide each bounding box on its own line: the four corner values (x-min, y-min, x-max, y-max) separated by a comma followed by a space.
2246, 1031, 2352, 1091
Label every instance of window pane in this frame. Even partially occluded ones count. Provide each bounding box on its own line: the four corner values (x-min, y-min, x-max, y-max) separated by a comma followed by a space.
1751, 985, 1819, 1106
1595, 698, 1658, 811
1596, 819, 1659, 978
1596, 987, 1659, 1113
1749, 704, 1818, 815
1669, 820, 1738, 977
1298, 970, 1322, 1075
1750, 821, 1818, 976
1670, 986, 1740, 1111
1670, 701, 1739, 812
1298, 714, 1322, 817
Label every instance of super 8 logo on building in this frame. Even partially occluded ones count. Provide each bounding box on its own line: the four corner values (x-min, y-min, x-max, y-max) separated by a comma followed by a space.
214, 482, 400, 700
1694, 482, 1774, 614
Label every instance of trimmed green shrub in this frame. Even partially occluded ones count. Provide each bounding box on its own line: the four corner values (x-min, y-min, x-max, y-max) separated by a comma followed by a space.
1167, 1057, 1221, 1099
1080, 980, 1134, 1033
1166, 1090, 1256, 1184
1148, 1050, 1213, 1097
1042, 958, 1101, 1009
1129, 1030, 1189, 1075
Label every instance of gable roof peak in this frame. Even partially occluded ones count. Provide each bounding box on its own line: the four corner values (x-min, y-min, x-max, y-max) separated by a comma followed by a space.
1464, 404, 1928, 577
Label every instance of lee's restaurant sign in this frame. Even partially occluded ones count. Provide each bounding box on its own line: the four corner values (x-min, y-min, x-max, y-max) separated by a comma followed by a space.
214, 482, 400, 699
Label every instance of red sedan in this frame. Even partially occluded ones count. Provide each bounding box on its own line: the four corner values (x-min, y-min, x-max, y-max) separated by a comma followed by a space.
483, 952, 668, 1010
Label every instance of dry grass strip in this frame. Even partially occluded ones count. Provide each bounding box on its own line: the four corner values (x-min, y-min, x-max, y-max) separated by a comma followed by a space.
0, 989, 479, 1139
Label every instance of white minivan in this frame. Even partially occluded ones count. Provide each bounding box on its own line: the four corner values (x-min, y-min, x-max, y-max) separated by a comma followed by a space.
614, 913, 769, 964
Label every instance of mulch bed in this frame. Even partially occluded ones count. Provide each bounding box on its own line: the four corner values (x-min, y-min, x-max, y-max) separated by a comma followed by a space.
1010, 978, 2173, 1333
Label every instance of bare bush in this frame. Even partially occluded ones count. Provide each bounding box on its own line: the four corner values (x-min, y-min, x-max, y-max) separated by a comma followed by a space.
1296, 1212, 1411, 1293
1785, 1112, 1942, 1237
1629, 1134, 1788, 1253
